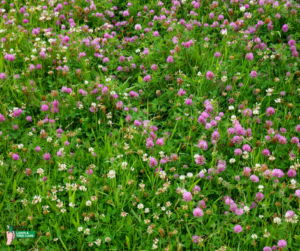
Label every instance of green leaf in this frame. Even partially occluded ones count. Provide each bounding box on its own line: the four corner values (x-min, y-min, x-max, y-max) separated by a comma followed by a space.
130, 209, 141, 223
276, 31, 281, 38
126, 236, 130, 250
138, 76, 143, 84
61, 134, 68, 145
213, 204, 217, 212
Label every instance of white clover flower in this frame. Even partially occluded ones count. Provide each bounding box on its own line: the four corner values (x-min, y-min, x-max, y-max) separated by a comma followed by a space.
69, 202, 75, 208
95, 239, 101, 246
243, 206, 250, 213
229, 158, 236, 164
37, 168, 44, 175
275, 98, 281, 103
290, 179, 297, 185
274, 217, 281, 224
221, 29, 227, 36
251, 234, 258, 239
221, 76, 228, 82
137, 203, 144, 209
107, 170, 116, 179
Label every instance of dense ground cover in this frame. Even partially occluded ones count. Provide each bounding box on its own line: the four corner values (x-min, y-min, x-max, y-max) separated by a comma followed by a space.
0, 0, 300, 250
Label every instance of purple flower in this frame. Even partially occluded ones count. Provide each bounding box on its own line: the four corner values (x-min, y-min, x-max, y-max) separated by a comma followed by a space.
235, 208, 243, 215
134, 120, 142, 127
285, 210, 295, 219
178, 89, 186, 96
263, 247, 272, 251
86, 169, 93, 175
129, 91, 139, 98
4, 54, 16, 61
242, 144, 251, 152
0, 73, 7, 79
197, 140, 208, 150
282, 24, 289, 32
117, 66, 123, 71
183, 192, 193, 202
193, 185, 200, 192
13, 109, 23, 117
233, 225, 242, 233
272, 169, 285, 178
266, 107, 275, 116
153, 31, 159, 37
193, 208, 204, 217
225, 85, 232, 92
41, 104, 49, 112
151, 64, 158, 71
277, 240, 287, 248
12, 154, 19, 160
195, 155, 206, 165
287, 169, 297, 177
206, 71, 214, 80
40, 51, 46, 58
143, 75, 151, 82
135, 24, 142, 30
123, 10, 129, 16
149, 157, 158, 167
261, 149, 270, 156
192, 235, 200, 243
234, 149, 242, 156
214, 52, 221, 58
250, 71, 257, 78
250, 175, 259, 183
156, 138, 164, 146
242, 108, 252, 117
255, 192, 264, 201
43, 153, 51, 160
89, 106, 98, 113
166, 56, 174, 63
62, 36, 70, 43
185, 98, 192, 105
246, 53, 254, 60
